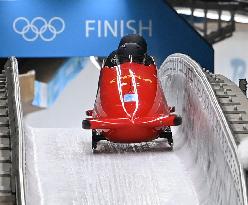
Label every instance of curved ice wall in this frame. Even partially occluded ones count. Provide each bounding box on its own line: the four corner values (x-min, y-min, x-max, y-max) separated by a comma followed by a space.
159, 54, 247, 205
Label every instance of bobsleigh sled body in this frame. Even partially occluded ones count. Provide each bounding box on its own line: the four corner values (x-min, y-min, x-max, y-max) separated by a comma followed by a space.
83, 61, 182, 149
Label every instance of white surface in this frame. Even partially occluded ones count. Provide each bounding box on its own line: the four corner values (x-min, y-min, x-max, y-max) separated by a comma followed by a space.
25, 127, 198, 205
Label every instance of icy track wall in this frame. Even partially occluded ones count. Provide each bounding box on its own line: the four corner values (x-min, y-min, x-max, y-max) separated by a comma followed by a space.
159, 54, 247, 205
5, 57, 26, 204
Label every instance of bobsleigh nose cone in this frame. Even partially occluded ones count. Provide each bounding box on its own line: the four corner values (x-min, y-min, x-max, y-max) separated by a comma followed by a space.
82, 120, 91, 129
174, 116, 182, 126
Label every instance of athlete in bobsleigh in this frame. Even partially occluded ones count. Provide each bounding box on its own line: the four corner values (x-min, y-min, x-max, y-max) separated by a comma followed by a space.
104, 34, 155, 67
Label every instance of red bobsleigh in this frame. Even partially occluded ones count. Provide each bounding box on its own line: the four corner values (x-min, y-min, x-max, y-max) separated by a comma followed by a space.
82, 35, 182, 150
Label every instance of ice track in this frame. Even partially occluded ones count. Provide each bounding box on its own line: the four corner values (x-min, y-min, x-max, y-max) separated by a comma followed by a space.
22, 56, 247, 205
25, 128, 199, 205
24, 60, 199, 205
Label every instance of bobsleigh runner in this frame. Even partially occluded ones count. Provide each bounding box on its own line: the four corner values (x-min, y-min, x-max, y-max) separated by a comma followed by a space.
82, 34, 182, 150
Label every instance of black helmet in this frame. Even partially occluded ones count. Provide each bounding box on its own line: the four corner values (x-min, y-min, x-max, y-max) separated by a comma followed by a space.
118, 34, 147, 54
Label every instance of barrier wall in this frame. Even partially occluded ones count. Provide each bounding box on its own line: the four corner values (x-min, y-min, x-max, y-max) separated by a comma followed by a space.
5, 57, 26, 205
159, 54, 247, 205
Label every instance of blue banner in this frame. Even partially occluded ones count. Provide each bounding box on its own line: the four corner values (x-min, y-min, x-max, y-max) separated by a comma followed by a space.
32, 57, 87, 107
0, 0, 214, 70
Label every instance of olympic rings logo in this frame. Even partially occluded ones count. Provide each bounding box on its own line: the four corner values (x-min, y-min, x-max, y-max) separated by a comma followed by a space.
13, 17, 65, 42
